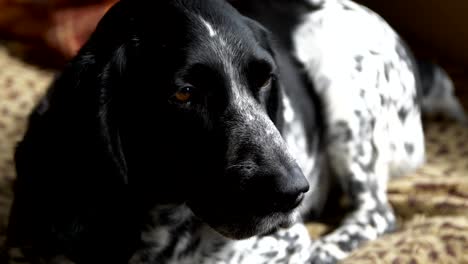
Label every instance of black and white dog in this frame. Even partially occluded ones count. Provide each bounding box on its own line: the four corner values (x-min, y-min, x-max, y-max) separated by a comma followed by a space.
6, 0, 465, 263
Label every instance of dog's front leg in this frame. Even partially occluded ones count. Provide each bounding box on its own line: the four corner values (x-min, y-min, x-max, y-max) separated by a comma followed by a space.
307, 86, 397, 263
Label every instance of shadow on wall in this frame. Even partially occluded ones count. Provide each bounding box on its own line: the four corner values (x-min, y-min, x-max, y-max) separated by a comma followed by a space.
1, 0, 467, 69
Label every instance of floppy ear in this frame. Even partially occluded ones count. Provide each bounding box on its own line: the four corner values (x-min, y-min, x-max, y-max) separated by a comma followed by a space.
7, 1, 143, 262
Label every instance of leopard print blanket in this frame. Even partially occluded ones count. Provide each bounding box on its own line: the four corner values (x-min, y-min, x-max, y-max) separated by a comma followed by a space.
0, 46, 467, 263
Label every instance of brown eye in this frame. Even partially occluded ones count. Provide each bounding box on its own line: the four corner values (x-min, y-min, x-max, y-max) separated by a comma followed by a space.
261, 74, 273, 88
257, 73, 275, 90
249, 60, 275, 90
174, 86, 194, 103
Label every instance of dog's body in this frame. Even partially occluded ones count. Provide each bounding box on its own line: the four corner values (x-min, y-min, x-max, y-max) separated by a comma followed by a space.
5, 0, 461, 263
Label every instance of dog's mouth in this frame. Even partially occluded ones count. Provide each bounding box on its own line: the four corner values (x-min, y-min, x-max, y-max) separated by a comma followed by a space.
187, 170, 306, 240
190, 204, 300, 240
258, 211, 299, 237
229, 211, 299, 239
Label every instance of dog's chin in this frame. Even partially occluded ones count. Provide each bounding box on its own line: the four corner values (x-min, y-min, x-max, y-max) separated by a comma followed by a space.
208, 211, 300, 240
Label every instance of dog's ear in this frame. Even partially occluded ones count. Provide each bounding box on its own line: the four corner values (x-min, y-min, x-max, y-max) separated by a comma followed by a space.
7, 2, 143, 261
41, 0, 138, 184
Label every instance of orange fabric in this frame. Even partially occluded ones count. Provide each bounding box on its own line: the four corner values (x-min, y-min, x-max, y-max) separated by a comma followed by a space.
0, 0, 117, 58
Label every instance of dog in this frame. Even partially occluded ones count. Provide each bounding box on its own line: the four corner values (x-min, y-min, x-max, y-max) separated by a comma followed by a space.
5, 0, 465, 263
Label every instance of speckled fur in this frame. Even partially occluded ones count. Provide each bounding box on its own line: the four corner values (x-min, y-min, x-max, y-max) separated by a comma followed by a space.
291, 0, 426, 262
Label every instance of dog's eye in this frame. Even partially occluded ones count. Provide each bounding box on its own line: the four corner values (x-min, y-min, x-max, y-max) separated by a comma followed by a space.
257, 73, 275, 90
174, 86, 194, 103
249, 60, 275, 90
261, 74, 274, 88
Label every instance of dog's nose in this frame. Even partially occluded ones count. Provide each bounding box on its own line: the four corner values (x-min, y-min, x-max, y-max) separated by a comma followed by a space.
275, 166, 309, 212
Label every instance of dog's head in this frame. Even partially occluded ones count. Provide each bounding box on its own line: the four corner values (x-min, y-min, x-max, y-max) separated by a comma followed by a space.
22, 0, 310, 240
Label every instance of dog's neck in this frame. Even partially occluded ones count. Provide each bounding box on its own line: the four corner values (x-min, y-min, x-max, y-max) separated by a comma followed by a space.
129, 204, 232, 263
